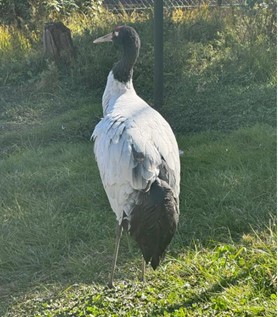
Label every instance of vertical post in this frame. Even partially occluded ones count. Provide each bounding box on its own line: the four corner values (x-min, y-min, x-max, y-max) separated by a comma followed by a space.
154, 0, 163, 108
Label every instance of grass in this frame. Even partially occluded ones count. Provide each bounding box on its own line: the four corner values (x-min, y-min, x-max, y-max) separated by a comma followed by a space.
2, 228, 276, 317
0, 4, 276, 317
0, 96, 276, 315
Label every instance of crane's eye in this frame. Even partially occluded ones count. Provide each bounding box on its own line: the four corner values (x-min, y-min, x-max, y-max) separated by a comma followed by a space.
113, 25, 123, 38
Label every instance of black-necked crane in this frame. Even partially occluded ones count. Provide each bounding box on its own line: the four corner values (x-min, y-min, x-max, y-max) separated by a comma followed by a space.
92, 26, 180, 288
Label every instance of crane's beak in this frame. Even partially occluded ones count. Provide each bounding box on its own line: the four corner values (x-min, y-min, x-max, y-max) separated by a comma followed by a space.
93, 32, 113, 44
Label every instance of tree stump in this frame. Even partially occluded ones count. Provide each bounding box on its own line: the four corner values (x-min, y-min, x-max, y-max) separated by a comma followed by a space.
43, 22, 75, 63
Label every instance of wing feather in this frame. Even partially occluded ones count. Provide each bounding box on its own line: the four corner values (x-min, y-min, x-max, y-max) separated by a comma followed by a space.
92, 99, 180, 222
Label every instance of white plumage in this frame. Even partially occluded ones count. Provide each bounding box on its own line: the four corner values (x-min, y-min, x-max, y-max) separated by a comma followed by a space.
93, 72, 180, 224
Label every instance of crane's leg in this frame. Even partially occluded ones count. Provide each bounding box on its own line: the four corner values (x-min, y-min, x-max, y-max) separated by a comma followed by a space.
108, 222, 122, 288
141, 257, 146, 282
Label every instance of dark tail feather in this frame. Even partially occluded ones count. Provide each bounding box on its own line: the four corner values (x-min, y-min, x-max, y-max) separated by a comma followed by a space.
129, 179, 179, 269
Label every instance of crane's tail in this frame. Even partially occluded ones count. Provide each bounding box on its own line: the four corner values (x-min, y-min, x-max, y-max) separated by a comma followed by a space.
129, 179, 179, 269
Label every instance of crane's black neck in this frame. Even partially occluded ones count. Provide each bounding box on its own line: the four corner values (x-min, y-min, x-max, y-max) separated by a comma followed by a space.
112, 35, 140, 84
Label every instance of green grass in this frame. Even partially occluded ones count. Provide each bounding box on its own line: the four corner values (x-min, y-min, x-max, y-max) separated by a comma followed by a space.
0, 5, 276, 317
163, 84, 276, 133
3, 229, 276, 317
0, 91, 276, 315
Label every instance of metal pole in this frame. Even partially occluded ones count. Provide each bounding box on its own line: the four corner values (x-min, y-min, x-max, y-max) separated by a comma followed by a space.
154, 0, 163, 108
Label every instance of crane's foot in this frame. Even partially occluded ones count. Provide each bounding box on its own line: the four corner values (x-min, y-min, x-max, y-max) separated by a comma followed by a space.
107, 280, 114, 289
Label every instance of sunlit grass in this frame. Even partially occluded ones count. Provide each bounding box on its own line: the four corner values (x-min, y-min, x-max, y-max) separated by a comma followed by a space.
0, 25, 32, 55
2, 226, 276, 316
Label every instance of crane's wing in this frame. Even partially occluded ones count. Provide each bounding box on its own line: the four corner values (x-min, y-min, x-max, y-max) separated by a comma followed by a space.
92, 104, 180, 221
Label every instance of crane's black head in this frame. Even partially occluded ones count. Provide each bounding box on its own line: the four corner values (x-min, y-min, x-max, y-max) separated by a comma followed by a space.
94, 25, 140, 51
94, 25, 141, 83
112, 26, 141, 53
